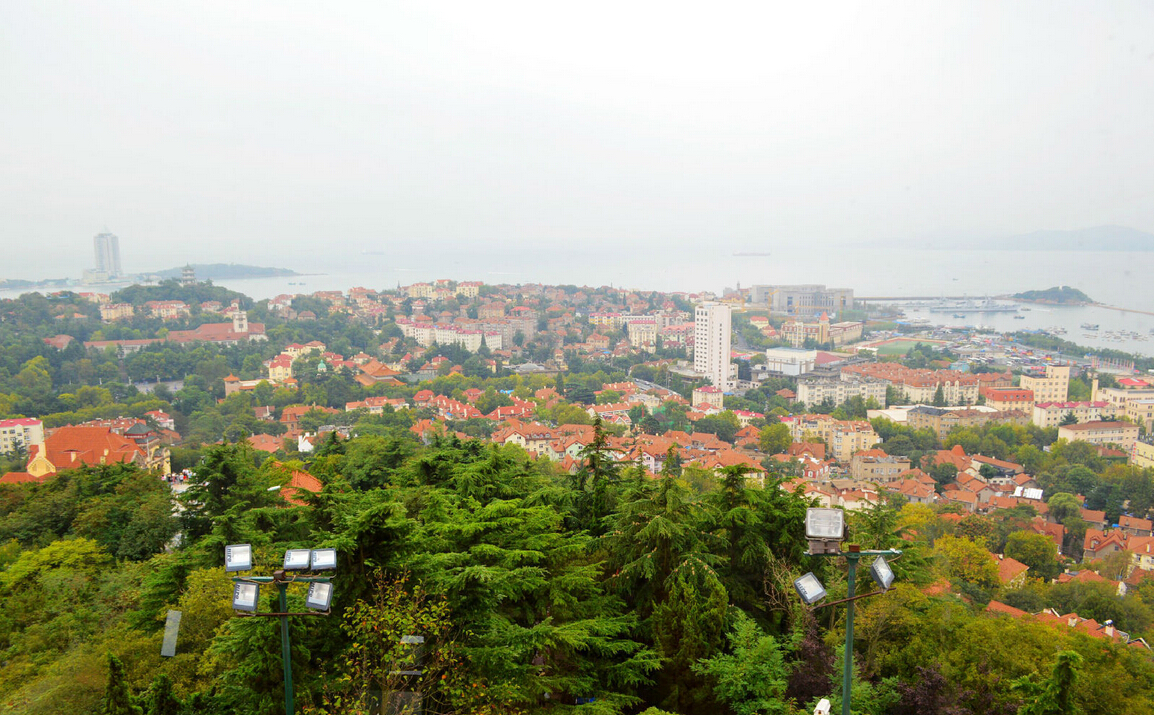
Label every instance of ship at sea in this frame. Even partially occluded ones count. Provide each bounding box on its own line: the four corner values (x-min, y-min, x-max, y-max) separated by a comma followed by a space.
927, 297, 1019, 313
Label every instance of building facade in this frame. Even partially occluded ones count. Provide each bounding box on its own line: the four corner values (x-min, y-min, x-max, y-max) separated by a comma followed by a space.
0, 418, 44, 455
1019, 365, 1071, 404
93, 232, 123, 278
796, 376, 887, 408
1032, 401, 1108, 428
764, 347, 817, 376
1057, 420, 1139, 450
750, 284, 854, 315
694, 302, 734, 389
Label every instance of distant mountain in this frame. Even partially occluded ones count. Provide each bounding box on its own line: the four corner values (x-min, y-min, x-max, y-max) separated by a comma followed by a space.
989, 225, 1154, 251
152, 263, 300, 280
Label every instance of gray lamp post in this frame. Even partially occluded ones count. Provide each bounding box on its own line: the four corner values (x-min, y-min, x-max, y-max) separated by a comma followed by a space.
227, 545, 337, 715
793, 509, 901, 715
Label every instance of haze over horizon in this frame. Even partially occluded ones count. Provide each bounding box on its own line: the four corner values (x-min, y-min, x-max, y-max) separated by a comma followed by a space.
3, 1, 1154, 280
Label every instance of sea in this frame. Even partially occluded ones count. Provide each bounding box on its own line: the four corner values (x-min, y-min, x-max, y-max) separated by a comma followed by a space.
7, 246, 1154, 356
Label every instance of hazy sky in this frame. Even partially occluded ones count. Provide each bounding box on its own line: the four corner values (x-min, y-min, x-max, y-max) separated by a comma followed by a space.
2, 1, 1153, 278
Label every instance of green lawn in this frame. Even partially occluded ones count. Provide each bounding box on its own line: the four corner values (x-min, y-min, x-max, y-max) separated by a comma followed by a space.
872, 338, 943, 356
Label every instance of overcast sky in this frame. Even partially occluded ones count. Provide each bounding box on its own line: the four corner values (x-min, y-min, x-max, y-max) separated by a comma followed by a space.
2, 1, 1153, 278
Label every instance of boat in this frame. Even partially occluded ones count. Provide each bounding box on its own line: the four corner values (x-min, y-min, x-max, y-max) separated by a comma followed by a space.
953, 313, 966, 318
1081, 323, 1099, 330
1013, 315, 1026, 319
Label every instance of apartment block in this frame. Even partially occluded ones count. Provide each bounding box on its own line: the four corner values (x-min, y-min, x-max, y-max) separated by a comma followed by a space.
1057, 420, 1139, 451
1019, 365, 1070, 404
796, 376, 887, 407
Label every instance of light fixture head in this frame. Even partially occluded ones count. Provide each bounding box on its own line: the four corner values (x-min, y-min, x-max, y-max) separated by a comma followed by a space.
310, 548, 337, 571
283, 549, 311, 571
232, 582, 260, 612
805, 508, 845, 540
793, 572, 828, 605
870, 556, 895, 591
305, 581, 333, 611
225, 544, 252, 573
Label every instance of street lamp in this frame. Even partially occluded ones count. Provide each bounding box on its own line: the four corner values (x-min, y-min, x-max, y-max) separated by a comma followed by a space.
229, 545, 337, 715
798, 508, 901, 715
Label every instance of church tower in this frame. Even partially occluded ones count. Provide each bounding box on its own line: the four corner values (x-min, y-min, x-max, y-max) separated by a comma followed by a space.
232, 308, 248, 334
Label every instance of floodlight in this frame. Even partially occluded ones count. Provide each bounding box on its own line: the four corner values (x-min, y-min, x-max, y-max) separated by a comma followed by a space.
305, 581, 333, 611
870, 556, 895, 591
310, 548, 337, 571
283, 549, 311, 571
814, 698, 831, 715
225, 544, 252, 572
793, 572, 828, 605
392, 635, 426, 676
805, 508, 845, 540
232, 582, 260, 612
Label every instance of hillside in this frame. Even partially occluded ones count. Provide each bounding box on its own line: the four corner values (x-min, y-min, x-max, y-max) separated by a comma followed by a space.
1013, 285, 1093, 304
153, 263, 299, 280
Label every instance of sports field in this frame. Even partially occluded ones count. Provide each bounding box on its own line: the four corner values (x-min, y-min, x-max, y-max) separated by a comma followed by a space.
866, 337, 948, 356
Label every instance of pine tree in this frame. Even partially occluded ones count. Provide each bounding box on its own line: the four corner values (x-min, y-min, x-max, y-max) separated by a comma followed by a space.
101, 653, 143, 715
144, 673, 182, 715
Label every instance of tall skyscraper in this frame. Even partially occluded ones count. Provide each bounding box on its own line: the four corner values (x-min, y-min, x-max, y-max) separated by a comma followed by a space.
93, 232, 122, 277
694, 302, 734, 390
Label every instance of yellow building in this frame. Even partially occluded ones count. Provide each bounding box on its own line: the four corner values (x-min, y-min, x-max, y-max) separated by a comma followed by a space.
1131, 440, 1154, 469
1057, 420, 1138, 450
1019, 365, 1070, 404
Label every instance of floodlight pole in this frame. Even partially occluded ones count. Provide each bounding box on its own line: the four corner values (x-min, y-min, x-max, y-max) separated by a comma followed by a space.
813, 546, 902, 715
231, 572, 332, 715
278, 578, 294, 715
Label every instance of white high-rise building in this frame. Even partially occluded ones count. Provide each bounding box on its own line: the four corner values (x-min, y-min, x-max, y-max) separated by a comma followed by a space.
93, 232, 123, 277
694, 302, 734, 390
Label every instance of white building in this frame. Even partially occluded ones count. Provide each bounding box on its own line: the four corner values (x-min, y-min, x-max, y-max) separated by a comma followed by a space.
764, 347, 817, 376
694, 302, 734, 389
0, 418, 44, 454
797, 376, 887, 407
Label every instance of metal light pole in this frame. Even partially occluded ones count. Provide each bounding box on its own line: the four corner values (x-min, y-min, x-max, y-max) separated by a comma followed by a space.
227, 545, 336, 715
232, 571, 332, 715
797, 507, 901, 715
811, 546, 902, 715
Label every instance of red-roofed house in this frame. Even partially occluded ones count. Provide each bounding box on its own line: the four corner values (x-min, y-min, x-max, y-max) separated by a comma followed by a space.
21, 426, 149, 478
996, 554, 1030, 588
986, 600, 1029, 618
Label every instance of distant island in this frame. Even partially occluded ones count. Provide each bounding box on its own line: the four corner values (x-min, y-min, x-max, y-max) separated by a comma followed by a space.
1012, 285, 1092, 305
153, 263, 300, 281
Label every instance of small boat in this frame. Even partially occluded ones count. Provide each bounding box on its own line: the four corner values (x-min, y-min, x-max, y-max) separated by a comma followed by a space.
1081, 323, 1099, 330
1013, 315, 1026, 319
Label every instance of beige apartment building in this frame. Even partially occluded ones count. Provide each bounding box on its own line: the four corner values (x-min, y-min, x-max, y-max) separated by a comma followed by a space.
781, 414, 879, 463
627, 320, 659, 352
1019, 365, 1070, 404
1132, 440, 1154, 469
1057, 420, 1139, 451
1032, 401, 1108, 428
849, 449, 911, 485
795, 376, 888, 408
906, 405, 1030, 439
842, 364, 980, 405
1124, 398, 1154, 433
